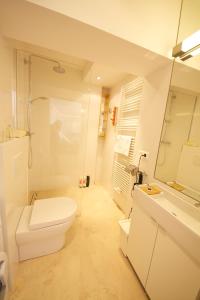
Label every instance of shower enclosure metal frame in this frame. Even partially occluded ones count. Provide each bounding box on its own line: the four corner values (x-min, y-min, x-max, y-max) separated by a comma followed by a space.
25, 53, 66, 168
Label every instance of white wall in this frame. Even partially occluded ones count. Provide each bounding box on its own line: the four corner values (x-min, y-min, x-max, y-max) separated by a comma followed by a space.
0, 32, 14, 141
97, 84, 119, 193
29, 56, 101, 191
0, 137, 28, 286
134, 64, 173, 182
27, 0, 181, 58
0, 31, 28, 288
178, 0, 200, 42
0, 0, 174, 77
98, 64, 173, 195
97, 76, 135, 194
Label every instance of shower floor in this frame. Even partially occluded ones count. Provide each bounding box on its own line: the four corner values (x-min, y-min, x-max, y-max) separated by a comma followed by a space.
9, 185, 148, 300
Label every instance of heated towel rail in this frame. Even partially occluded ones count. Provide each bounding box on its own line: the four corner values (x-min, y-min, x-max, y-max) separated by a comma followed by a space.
112, 77, 144, 213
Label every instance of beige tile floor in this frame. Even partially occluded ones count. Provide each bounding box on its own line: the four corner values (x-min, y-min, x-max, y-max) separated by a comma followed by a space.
9, 185, 148, 300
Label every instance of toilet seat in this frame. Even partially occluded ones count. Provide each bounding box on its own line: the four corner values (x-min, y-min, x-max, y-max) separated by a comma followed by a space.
29, 197, 77, 230
16, 197, 77, 261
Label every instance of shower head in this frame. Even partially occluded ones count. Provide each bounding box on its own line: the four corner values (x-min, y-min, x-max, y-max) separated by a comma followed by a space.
29, 96, 48, 104
53, 64, 65, 74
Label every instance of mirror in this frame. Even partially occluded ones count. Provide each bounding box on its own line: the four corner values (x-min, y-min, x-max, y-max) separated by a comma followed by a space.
155, 0, 200, 202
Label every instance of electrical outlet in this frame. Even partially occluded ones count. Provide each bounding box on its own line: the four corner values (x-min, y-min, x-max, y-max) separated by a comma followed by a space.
139, 150, 149, 159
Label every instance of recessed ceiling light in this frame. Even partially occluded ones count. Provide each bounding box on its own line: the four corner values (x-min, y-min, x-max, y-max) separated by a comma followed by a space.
96, 76, 101, 81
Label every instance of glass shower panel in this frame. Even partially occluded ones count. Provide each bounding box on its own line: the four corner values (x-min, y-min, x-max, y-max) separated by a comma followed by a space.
189, 96, 200, 145
16, 51, 29, 130
29, 95, 89, 192
155, 90, 196, 183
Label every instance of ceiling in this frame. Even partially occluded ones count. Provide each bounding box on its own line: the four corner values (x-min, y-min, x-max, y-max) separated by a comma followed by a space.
7, 38, 88, 70
7, 38, 130, 88
83, 62, 129, 88
0, 0, 171, 79
26, 0, 181, 58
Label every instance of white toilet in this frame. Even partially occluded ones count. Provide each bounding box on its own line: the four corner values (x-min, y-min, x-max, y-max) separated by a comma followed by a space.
16, 197, 77, 261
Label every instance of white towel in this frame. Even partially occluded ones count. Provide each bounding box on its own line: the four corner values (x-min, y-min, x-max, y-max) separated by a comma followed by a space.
114, 135, 132, 156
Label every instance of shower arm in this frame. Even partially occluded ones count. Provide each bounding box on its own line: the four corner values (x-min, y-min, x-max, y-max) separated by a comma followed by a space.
26, 53, 57, 132
25, 53, 62, 68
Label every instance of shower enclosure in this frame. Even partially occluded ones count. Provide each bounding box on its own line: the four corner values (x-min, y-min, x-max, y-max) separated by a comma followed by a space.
16, 50, 100, 202
155, 89, 198, 183
29, 94, 88, 191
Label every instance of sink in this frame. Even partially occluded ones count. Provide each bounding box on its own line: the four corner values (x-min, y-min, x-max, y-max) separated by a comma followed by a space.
134, 185, 200, 264
152, 193, 200, 234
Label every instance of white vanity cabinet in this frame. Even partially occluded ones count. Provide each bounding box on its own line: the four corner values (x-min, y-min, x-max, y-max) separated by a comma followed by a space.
146, 227, 200, 300
127, 186, 200, 300
127, 203, 158, 286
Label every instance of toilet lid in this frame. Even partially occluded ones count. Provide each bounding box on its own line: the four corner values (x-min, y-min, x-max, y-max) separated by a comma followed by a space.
29, 197, 77, 230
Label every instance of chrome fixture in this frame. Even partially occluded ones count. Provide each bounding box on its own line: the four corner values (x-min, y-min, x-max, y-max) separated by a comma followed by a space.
30, 191, 38, 205
29, 96, 48, 104
53, 64, 66, 74
194, 202, 200, 208
25, 53, 66, 74
172, 29, 200, 61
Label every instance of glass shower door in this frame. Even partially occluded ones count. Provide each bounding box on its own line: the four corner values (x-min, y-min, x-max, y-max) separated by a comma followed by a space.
29, 94, 89, 195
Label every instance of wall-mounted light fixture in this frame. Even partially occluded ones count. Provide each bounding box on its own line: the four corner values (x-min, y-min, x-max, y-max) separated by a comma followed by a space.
172, 29, 200, 61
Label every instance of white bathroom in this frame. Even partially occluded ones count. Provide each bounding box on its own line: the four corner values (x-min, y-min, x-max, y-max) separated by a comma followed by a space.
0, 0, 200, 299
